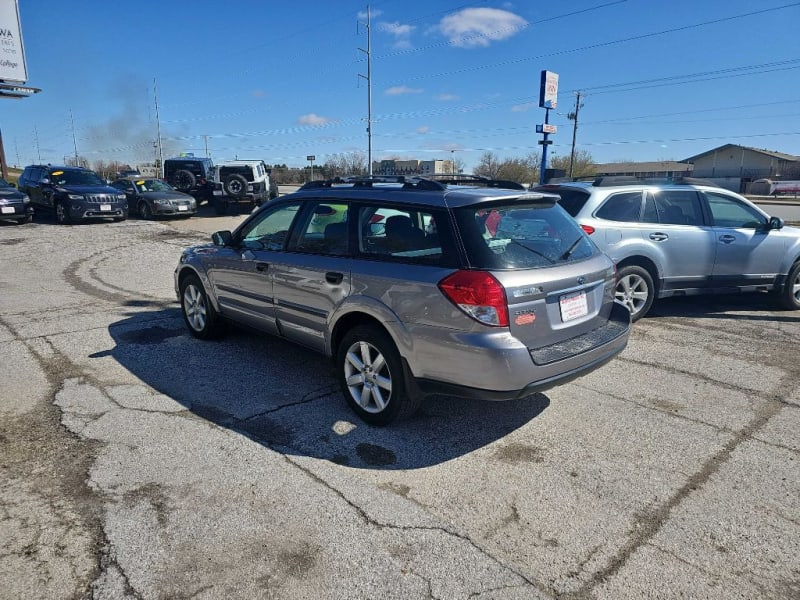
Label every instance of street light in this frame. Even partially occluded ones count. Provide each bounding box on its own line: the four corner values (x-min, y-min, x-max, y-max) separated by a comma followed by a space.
451, 150, 455, 175
307, 155, 315, 182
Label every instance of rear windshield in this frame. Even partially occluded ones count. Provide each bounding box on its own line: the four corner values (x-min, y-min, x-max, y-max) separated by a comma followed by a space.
540, 187, 591, 217
455, 201, 596, 270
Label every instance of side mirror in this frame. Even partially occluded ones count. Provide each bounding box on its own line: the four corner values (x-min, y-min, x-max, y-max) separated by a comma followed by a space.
212, 230, 232, 246
769, 216, 784, 230
40, 177, 51, 185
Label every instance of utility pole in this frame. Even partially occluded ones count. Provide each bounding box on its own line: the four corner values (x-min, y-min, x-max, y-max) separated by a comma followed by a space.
69, 109, 79, 166
202, 135, 210, 158
33, 126, 41, 163
0, 129, 7, 179
14, 137, 20, 168
358, 5, 373, 176
153, 78, 164, 178
567, 91, 583, 179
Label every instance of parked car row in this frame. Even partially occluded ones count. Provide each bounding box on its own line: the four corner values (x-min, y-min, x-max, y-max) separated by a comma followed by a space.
10, 164, 198, 224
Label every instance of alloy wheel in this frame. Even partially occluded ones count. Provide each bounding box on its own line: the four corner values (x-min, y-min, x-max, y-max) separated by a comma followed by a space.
616, 273, 649, 317
182, 283, 207, 332
343, 340, 393, 414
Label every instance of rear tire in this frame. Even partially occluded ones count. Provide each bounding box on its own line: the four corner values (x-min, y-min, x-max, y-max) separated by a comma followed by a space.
615, 264, 654, 321
180, 273, 224, 339
779, 261, 800, 310
336, 325, 420, 425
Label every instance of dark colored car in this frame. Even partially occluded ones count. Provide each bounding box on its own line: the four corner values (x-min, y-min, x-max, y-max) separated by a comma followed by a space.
0, 177, 34, 225
111, 177, 197, 219
18, 165, 128, 224
175, 176, 630, 425
163, 157, 215, 203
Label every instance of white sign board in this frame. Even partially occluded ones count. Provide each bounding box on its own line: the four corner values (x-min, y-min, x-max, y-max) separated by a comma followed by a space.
0, 0, 27, 83
539, 70, 558, 110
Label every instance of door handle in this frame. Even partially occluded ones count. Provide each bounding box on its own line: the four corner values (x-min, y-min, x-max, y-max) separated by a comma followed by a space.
325, 271, 344, 285
718, 234, 736, 244
649, 232, 669, 242
256, 262, 270, 272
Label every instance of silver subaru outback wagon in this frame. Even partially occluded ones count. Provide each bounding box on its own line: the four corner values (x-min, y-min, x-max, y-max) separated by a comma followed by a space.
174, 177, 630, 425
537, 177, 800, 321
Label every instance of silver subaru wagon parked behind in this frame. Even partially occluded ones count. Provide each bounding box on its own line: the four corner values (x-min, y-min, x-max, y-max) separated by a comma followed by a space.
174, 176, 630, 424
537, 177, 800, 321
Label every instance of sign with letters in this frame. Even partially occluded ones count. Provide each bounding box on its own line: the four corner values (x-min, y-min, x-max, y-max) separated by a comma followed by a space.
538, 70, 558, 110
0, 0, 27, 83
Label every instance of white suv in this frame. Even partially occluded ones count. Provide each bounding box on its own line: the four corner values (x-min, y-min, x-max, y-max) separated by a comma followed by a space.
211, 160, 278, 214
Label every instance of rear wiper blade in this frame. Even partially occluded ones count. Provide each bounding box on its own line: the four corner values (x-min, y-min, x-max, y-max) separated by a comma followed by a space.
560, 236, 584, 260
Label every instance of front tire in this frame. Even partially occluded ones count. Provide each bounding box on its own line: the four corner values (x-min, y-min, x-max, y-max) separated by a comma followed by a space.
180, 274, 223, 339
139, 201, 153, 220
615, 264, 654, 321
55, 201, 72, 224
336, 325, 420, 425
779, 261, 800, 310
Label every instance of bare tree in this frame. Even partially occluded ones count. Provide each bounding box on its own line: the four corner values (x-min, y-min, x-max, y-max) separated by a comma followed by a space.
549, 150, 597, 179
323, 151, 368, 178
474, 151, 540, 185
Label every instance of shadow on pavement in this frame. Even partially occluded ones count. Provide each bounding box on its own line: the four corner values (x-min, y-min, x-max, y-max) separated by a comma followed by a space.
96, 308, 550, 470
647, 293, 800, 323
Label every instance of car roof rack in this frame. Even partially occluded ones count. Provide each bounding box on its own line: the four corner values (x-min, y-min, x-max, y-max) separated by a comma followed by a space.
424, 173, 527, 190
592, 176, 640, 187
300, 176, 446, 191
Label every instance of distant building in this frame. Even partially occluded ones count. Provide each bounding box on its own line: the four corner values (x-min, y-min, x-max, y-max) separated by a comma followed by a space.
683, 144, 800, 192
373, 158, 455, 176
593, 160, 692, 179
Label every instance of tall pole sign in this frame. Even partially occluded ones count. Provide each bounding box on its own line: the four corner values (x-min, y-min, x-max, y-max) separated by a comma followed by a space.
0, 0, 39, 98
0, 0, 27, 83
537, 70, 558, 184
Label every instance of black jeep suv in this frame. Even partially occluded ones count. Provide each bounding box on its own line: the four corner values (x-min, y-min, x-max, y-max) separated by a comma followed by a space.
18, 165, 128, 224
163, 156, 215, 203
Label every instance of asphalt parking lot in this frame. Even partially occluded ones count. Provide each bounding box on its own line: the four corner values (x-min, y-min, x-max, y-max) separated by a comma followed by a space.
1, 210, 798, 599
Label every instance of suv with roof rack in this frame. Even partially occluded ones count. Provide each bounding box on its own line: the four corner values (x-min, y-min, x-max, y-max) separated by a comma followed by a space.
174, 175, 630, 425
536, 176, 800, 320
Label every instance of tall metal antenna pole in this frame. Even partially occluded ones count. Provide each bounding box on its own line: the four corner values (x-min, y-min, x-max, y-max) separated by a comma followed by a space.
358, 5, 373, 176
14, 137, 20, 168
567, 91, 583, 179
69, 109, 79, 165
203, 135, 210, 158
154, 78, 164, 178
33, 126, 40, 163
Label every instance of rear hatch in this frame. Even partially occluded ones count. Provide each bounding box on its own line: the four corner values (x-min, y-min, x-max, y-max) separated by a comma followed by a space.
454, 198, 619, 351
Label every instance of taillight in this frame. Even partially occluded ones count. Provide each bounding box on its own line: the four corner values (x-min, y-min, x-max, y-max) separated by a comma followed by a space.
580, 224, 595, 235
438, 270, 508, 327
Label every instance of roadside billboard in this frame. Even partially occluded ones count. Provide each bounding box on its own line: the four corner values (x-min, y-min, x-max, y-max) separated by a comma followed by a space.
0, 0, 27, 83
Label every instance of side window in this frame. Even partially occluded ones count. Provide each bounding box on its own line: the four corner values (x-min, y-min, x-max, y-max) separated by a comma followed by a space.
705, 191, 766, 229
651, 190, 703, 226
291, 202, 350, 255
358, 205, 443, 264
239, 202, 303, 251
595, 191, 644, 222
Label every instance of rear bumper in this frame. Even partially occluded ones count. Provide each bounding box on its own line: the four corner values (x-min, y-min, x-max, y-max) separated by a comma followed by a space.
0, 204, 33, 218
411, 302, 631, 400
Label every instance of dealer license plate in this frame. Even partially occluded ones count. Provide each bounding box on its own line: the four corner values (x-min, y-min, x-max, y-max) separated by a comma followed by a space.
1, 207, 14, 214
100, 204, 111, 211
178, 205, 188, 211
559, 290, 588, 322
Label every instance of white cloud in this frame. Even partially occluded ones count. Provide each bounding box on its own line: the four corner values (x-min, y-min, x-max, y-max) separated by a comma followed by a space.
417, 126, 430, 134
379, 21, 415, 50
385, 85, 423, 96
439, 8, 527, 48
436, 93, 459, 101
511, 103, 535, 112
357, 9, 382, 19
297, 113, 330, 126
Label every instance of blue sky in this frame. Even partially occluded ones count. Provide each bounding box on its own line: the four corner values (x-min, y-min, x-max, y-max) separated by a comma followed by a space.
4, 0, 800, 172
